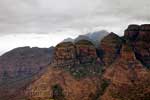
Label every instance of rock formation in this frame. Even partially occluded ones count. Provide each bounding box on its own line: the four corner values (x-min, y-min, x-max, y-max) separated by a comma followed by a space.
124, 24, 140, 41
124, 24, 150, 68
53, 42, 77, 67
53, 40, 98, 66
101, 44, 150, 100
0, 24, 149, 100
99, 32, 122, 66
75, 40, 97, 64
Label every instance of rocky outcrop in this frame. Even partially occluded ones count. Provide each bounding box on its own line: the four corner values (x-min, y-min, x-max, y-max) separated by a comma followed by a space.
53, 42, 77, 67
53, 40, 98, 66
124, 24, 150, 68
75, 40, 97, 64
101, 44, 150, 100
99, 32, 122, 66
138, 24, 150, 41
124, 24, 140, 41
134, 24, 150, 68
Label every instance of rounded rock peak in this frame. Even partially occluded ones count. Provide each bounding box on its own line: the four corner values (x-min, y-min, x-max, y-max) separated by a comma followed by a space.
140, 24, 150, 31
124, 24, 140, 41
101, 32, 121, 43
56, 42, 74, 48
103, 32, 120, 39
127, 24, 140, 31
75, 39, 94, 46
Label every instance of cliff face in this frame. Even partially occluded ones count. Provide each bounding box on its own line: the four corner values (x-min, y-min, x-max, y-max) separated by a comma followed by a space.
99, 32, 122, 66
75, 40, 97, 64
124, 24, 140, 41
53, 40, 98, 66
52, 40, 102, 79
125, 24, 150, 68
53, 42, 77, 66
101, 44, 150, 100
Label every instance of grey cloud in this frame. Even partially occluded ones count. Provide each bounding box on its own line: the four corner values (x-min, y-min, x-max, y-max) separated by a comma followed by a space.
0, 0, 149, 34
104, 0, 150, 20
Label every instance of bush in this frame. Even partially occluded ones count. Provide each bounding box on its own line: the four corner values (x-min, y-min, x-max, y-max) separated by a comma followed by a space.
52, 84, 66, 100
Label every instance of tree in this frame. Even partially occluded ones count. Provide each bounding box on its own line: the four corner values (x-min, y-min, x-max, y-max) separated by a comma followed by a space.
52, 84, 66, 100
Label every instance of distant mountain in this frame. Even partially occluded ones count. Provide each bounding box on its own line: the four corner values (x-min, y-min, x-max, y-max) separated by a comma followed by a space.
62, 30, 109, 47
62, 37, 74, 42
0, 46, 54, 100
86, 30, 109, 47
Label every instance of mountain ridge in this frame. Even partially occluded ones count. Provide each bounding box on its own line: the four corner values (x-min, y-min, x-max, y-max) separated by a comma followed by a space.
0, 24, 149, 100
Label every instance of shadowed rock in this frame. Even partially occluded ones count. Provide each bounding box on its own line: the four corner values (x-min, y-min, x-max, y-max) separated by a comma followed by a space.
99, 32, 122, 66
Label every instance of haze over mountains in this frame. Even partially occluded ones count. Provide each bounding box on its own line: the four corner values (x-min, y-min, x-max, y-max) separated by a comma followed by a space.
63, 30, 109, 47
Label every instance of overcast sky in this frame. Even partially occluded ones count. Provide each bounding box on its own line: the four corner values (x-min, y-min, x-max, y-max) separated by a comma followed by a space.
0, 0, 150, 55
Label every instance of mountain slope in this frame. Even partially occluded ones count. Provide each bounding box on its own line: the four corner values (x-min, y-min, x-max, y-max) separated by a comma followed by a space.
101, 44, 150, 100
0, 46, 54, 100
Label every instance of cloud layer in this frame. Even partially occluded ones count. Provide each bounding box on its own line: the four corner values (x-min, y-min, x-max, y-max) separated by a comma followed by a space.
0, 0, 150, 34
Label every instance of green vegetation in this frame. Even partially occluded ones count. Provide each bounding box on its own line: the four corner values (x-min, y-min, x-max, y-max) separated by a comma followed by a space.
52, 84, 66, 100
63, 63, 103, 79
88, 79, 110, 100
100, 80, 110, 95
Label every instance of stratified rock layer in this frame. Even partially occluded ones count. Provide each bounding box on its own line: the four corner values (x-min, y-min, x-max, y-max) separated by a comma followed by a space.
53, 42, 77, 66
53, 40, 98, 66
100, 32, 122, 66
75, 40, 97, 64
101, 44, 150, 100
124, 24, 150, 68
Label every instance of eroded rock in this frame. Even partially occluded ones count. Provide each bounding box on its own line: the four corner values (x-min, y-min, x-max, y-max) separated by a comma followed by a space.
100, 32, 122, 66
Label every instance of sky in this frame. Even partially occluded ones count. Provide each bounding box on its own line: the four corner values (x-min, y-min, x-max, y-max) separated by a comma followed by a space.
0, 0, 150, 55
